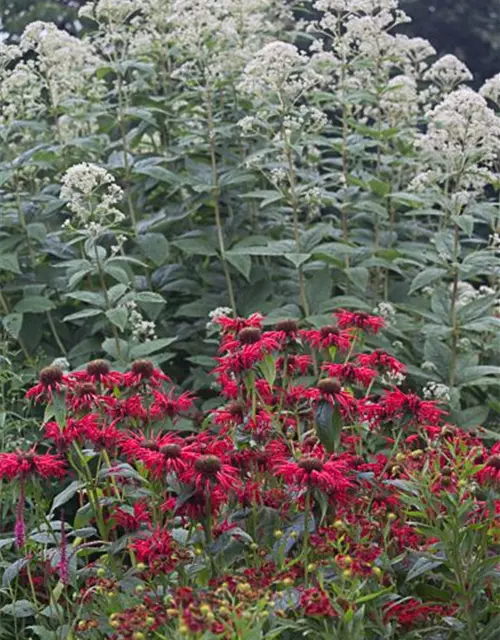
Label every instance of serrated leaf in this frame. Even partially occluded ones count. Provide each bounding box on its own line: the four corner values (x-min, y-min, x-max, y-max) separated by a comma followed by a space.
63, 308, 103, 322
2, 313, 23, 339
137, 233, 170, 267
225, 252, 252, 280
1, 599, 36, 618
409, 268, 448, 295
0, 253, 21, 274
129, 337, 176, 358
105, 308, 128, 331
15, 296, 55, 313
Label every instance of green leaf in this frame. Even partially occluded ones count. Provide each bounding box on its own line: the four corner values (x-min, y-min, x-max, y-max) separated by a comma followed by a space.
2, 313, 23, 339
105, 308, 128, 331
258, 354, 276, 387
283, 252, 311, 268
51, 481, 85, 514
27, 223, 47, 243
129, 337, 176, 358
66, 291, 106, 307
15, 296, 55, 313
225, 251, 252, 280
63, 308, 103, 322
405, 557, 443, 582
2, 558, 30, 588
137, 233, 170, 267
172, 236, 217, 256
133, 164, 179, 183
315, 401, 342, 453
1, 599, 36, 618
345, 267, 369, 292
409, 268, 448, 295
0, 253, 21, 274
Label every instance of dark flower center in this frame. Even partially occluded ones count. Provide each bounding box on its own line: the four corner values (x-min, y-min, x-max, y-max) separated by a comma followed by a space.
39, 365, 63, 386
486, 455, 500, 470
238, 327, 262, 344
75, 382, 97, 396
131, 360, 154, 378
320, 325, 339, 338
298, 457, 324, 473
161, 444, 182, 458
194, 455, 222, 475
142, 441, 159, 451
275, 319, 299, 333
226, 401, 246, 416
86, 359, 110, 377
303, 436, 319, 447
317, 377, 342, 395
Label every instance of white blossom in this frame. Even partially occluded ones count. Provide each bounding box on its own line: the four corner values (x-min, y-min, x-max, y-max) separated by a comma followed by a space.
423, 54, 472, 91
423, 381, 451, 403
60, 163, 124, 226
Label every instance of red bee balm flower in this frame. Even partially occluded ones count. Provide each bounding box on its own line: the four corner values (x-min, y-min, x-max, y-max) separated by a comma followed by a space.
0, 450, 66, 480
26, 365, 71, 403
122, 360, 171, 387
275, 456, 352, 494
300, 325, 351, 351
181, 454, 240, 492
130, 527, 177, 574
334, 309, 385, 334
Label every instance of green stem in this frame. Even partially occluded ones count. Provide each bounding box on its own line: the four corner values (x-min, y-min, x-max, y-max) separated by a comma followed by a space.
206, 88, 237, 315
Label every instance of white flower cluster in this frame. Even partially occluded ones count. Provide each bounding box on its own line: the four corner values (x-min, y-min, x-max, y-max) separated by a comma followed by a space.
79, 0, 138, 23
239, 41, 319, 102
206, 307, 233, 333
381, 370, 406, 386
373, 301, 396, 324
125, 300, 157, 342
480, 73, 500, 106
380, 75, 418, 125
60, 163, 125, 227
423, 381, 451, 403
0, 43, 43, 126
413, 88, 500, 195
423, 55, 472, 91
20, 22, 103, 108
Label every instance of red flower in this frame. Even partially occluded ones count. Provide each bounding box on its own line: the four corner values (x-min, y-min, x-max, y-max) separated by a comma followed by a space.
26, 365, 71, 403
0, 449, 66, 480
300, 325, 351, 351
315, 378, 359, 419
383, 599, 456, 628
130, 528, 179, 575
277, 354, 312, 376
477, 445, 500, 485
215, 312, 263, 336
150, 388, 194, 420
123, 432, 194, 477
165, 486, 226, 519
368, 388, 444, 426
356, 350, 405, 374
212, 401, 247, 428
334, 309, 385, 334
111, 501, 151, 532
122, 360, 171, 387
72, 359, 123, 388
181, 454, 240, 493
322, 363, 377, 387
299, 587, 337, 617
275, 455, 352, 494
66, 382, 112, 412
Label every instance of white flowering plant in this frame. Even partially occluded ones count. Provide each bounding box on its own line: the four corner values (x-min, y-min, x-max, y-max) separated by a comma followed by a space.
0, 0, 499, 429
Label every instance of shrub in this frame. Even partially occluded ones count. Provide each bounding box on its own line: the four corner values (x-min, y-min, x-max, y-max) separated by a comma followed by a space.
0, 311, 500, 639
